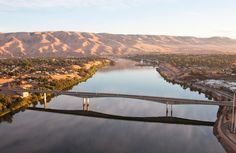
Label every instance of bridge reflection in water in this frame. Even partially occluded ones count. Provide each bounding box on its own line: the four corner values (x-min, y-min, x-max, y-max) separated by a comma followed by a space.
33, 94, 216, 127
28, 107, 215, 127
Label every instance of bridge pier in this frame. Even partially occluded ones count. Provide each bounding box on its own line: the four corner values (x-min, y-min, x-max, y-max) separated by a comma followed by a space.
166, 103, 173, 117
83, 98, 90, 111
86, 98, 90, 111
43, 93, 47, 109
166, 103, 168, 117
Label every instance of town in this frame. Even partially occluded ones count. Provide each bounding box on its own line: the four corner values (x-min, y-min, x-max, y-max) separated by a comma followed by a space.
0, 57, 112, 114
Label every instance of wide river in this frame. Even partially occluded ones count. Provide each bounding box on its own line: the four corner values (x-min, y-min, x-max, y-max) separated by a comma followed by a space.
0, 61, 226, 153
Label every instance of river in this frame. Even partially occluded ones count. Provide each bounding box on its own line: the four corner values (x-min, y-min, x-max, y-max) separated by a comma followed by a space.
0, 61, 226, 153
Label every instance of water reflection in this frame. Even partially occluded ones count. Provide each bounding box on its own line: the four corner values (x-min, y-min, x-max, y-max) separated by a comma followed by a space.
0, 96, 225, 153
28, 107, 215, 126
0, 104, 224, 153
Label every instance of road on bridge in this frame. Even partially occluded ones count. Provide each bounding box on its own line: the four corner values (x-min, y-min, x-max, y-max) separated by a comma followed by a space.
1, 87, 233, 107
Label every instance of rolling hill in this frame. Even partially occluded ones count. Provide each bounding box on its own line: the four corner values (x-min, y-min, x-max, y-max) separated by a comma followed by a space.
0, 31, 236, 58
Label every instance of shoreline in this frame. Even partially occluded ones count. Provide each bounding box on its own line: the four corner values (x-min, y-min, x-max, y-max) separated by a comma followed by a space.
156, 63, 235, 153
0, 60, 111, 119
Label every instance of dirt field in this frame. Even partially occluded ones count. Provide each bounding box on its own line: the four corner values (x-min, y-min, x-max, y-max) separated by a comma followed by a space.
0, 78, 14, 84
50, 74, 80, 80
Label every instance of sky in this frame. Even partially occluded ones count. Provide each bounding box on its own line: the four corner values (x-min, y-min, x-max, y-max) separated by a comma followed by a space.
0, 0, 236, 38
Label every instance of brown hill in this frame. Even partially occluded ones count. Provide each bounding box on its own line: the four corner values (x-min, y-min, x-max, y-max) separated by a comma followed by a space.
0, 31, 236, 58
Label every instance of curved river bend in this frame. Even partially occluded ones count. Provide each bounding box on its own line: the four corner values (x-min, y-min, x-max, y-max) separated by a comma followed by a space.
0, 65, 226, 153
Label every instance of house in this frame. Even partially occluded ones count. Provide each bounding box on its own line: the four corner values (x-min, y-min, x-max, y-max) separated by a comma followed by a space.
140, 59, 144, 64
16, 91, 29, 98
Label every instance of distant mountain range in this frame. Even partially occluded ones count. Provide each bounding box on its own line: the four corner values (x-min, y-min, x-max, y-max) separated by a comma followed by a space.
0, 31, 236, 58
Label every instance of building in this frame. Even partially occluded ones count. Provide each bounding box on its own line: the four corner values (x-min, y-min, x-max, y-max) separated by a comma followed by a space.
16, 91, 29, 98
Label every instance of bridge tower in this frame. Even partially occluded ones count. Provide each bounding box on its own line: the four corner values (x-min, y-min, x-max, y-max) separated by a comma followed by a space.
43, 93, 47, 109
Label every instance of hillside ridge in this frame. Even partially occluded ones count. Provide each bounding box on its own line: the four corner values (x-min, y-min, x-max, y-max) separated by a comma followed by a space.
0, 31, 236, 57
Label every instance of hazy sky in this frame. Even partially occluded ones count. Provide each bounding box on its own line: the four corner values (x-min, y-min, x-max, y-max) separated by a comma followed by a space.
0, 0, 235, 38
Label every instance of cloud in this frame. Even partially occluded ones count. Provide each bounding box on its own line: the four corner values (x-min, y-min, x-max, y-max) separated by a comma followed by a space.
0, 0, 175, 10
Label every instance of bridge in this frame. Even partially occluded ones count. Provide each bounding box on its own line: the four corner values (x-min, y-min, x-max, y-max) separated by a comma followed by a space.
2, 88, 233, 107
28, 107, 215, 127
3, 87, 236, 134
62, 91, 232, 106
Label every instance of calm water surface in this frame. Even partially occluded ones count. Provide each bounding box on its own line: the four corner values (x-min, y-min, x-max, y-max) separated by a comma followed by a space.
0, 65, 226, 153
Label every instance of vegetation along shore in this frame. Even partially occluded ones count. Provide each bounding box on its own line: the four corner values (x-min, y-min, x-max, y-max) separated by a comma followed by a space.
0, 57, 113, 119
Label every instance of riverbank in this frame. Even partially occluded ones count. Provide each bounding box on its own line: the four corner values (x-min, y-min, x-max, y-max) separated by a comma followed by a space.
128, 54, 235, 100
0, 58, 112, 118
214, 107, 236, 153
156, 63, 233, 100
156, 63, 235, 153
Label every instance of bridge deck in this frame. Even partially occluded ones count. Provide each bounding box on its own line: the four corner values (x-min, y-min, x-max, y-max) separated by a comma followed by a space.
62, 91, 232, 106
4, 88, 232, 106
